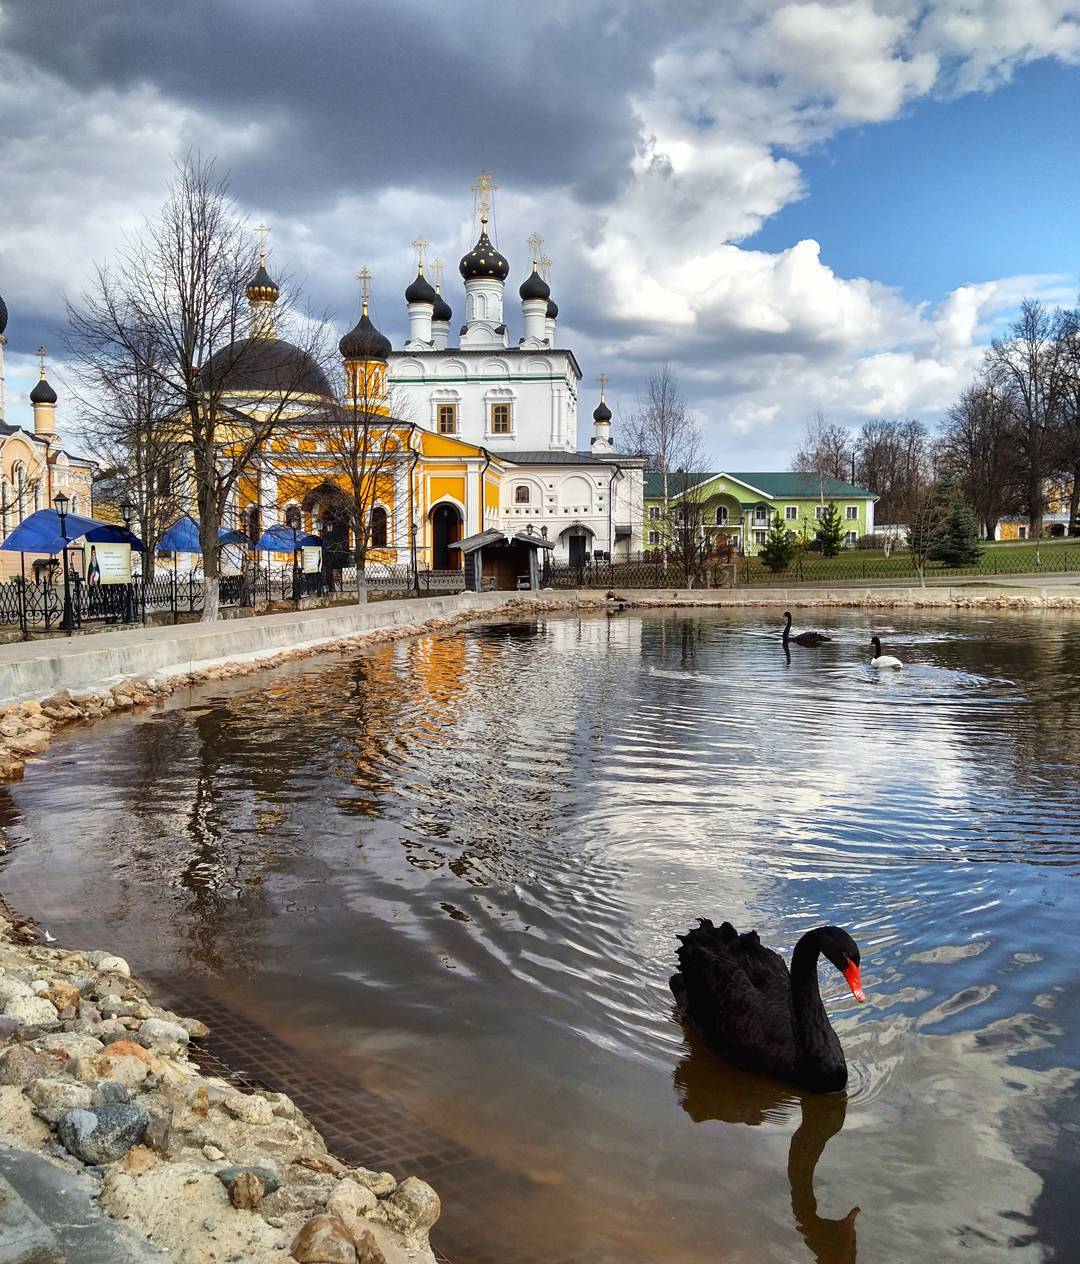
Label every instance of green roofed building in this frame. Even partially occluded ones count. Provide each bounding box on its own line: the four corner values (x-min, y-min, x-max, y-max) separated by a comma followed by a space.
643, 471, 879, 555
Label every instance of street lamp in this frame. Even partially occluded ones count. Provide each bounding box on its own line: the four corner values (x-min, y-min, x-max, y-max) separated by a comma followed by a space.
120, 499, 135, 623
411, 520, 420, 596
53, 490, 76, 633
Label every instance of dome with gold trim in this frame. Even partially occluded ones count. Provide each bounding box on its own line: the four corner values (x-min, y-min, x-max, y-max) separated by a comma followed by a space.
246, 263, 280, 304
459, 226, 509, 282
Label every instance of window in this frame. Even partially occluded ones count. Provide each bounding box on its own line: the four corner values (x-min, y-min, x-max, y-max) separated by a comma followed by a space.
284, 505, 301, 530
814, 505, 825, 520
1018, 525, 1027, 539
753, 529, 766, 545
785, 505, 798, 521
514, 484, 530, 505
845, 530, 858, 545
648, 530, 660, 545
437, 404, 457, 435
370, 506, 388, 548
754, 505, 768, 522
715, 505, 728, 525
490, 403, 511, 434
648, 506, 661, 521
845, 505, 858, 520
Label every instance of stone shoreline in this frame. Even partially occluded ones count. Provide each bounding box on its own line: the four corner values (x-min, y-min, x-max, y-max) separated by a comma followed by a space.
0, 917, 440, 1263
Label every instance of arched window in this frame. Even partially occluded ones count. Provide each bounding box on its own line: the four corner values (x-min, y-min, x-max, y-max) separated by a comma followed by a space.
370, 506, 388, 548
284, 505, 301, 530
514, 484, 530, 505
13, 464, 27, 523
715, 505, 728, 525
70, 494, 79, 515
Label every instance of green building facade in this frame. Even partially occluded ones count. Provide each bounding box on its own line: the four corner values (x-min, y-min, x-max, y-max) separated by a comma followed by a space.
643, 471, 879, 555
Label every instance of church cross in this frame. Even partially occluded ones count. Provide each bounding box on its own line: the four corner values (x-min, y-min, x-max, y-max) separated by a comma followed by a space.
527, 231, 544, 264
255, 222, 270, 264
470, 170, 497, 225
411, 236, 429, 271
36, 346, 48, 378
431, 257, 445, 289
598, 373, 608, 400
356, 266, 372, 313
540, 254, 552, 282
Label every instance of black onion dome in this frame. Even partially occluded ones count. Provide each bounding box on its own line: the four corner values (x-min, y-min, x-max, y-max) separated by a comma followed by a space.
0, 291, 8, 336
546, 297, 559, 320
519, 267, 550, 302
246, 264, 279, 303
404, 269, 437, 305
199, 337, 332, 398
339, 310, 392, 361
458, 228, 510, 282
593, 398, 612, 423
30, 376, 58, 405
432, 291, 452, 323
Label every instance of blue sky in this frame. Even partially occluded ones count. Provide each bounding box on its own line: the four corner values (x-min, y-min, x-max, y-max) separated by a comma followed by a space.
1, 1, 1078, 463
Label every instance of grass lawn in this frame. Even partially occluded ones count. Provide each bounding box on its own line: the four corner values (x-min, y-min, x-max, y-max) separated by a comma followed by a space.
744, 537, 1080, 584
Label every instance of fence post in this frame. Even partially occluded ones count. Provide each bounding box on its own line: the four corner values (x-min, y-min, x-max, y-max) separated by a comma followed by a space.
171, 570, 178, 624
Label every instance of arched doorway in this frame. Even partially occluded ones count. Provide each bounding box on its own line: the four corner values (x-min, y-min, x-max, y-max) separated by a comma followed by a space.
431, 503, 463, 570
561, 524, 593, 568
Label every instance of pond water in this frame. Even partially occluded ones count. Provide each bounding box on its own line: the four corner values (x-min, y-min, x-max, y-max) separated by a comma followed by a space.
2, 608, 1079, 1264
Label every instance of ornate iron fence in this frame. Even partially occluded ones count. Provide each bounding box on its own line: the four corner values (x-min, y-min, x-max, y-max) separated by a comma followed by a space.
741, 543, 1080, 586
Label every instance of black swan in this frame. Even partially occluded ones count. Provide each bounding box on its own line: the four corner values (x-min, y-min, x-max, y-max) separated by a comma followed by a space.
783, 611, 831, 646
870, 636, 903, 669
670, 920, 864, 1093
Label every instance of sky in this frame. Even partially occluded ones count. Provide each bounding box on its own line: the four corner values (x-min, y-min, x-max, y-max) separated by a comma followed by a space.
0, 0, 1077, 465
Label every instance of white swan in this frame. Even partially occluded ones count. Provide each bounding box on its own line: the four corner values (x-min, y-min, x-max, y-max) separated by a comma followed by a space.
870, 636, 902, 669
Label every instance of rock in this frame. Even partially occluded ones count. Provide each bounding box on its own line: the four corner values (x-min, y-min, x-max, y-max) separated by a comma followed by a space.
0, 1017, 22, 1045
26, 1076, 93, 1123
91, 1080, 133, 1106
57, 1103, 150, 1164
74, 1048, 149, 1088
143, 1105, 176, 1157
216, 1165, 280, 1209
178, 1015, 210, 1039
326, 1178, 378, 1233
289, 1214, 358, 1263
351, 1168, 396, 1198
4, 730, 50, 756
120, 1144, 159, 1176
0, 1045, 68, 1086
222, 1092, 274, 1125
38, 1031, 104, 1060
384, 1177, 440, 1239
136, 1017, 190, 1050
203, 1144, 226, 1161
43, 980, 81, 1010
2, 994, 57, 1024
79, 1001, 104, 1023
97, 994, 125, 1018
295, 1148, 347, 1176
352, 1229, 387, 1264
0, 978, 35, 1008
264, 1090, 296, 1118
93, 955, 131, 977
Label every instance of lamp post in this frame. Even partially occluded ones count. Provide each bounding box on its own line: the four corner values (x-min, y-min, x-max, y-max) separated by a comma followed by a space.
411, 520, 420, 596
120, 499, 135, 623
53, 491, 76, 633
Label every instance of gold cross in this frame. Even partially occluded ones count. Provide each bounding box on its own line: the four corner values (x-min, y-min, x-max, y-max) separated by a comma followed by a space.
527, 231, 544, 263
356, 266, 372, 303
36, 346, 47, 378
598, 373, 608, 400
255, 222, 270, 264
469, 170, 497, 225
431, 257, 445, 289
411, 236, 429, 270
540, 254, 552, 282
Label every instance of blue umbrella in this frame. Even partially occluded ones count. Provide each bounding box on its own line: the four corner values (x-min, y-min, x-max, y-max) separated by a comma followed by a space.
255, 525, 321, 552
1, 508, 143, 554
157, 515, 250, 552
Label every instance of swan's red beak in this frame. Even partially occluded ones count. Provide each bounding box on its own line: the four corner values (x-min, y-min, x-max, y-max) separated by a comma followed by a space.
843, 961, 866, 1003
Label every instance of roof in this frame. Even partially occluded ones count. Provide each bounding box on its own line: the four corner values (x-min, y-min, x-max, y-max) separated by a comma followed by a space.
643, 470, 877, 500
388, 345, 584, 380
450, 528, 554, 554
200, 336, 333, 400
459, 229, 510, 282
505, 450, 645, 468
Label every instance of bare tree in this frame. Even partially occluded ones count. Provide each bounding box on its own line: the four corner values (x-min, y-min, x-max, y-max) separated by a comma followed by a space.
986, 299, 1067, 539
66, 154, 330, 620
791, 410, 855, 502
623, 365, 703, 514
938, 385, 1019, 539
907, 484, 949, 587
1053, 306, 1080, 535
854, 417, 933, 524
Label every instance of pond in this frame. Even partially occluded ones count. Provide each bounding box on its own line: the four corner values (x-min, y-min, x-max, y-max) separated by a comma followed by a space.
2, 608, 1079, 1264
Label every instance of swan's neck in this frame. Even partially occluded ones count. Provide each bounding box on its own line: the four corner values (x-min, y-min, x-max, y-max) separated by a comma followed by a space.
790, 936, 847, 1091
783, 616, 791, 643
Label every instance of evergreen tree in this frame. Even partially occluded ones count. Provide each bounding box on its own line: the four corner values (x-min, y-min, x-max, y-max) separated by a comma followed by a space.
816, 501, 844, 557
929, 492, 983, 564
759, 512, 796, 572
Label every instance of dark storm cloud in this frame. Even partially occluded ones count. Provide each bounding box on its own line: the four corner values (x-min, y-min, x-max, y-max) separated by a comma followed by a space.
3, 0, 658, 210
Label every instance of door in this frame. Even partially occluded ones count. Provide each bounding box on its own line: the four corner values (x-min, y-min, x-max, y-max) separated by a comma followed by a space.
568, 529, 587, 568
432, 503, 462, 570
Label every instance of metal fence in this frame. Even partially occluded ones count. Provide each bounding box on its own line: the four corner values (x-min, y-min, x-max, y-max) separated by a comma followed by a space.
542, 552, 736, 591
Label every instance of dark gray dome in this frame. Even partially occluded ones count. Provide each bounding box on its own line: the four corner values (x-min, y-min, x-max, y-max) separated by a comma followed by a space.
546, 297, 559, 320
30, 376, 57, 405
593, 398, 612, 423
0, 291, 8, 336
404, 269, 437, 305
246, 264, 279, 303
339, 310, 392, 361
199, 337, 332, 398
432, 290, 452, 323
459, 228, 510, 282
519, 267, 550, 301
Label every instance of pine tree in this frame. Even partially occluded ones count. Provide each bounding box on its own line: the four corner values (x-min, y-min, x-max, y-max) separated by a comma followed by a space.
759, 512, 796, 572
816, 501, 844, 558
929, 492, 983, 564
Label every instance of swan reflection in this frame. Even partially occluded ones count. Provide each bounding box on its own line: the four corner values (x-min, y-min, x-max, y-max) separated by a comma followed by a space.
674, 1026, 859, 1264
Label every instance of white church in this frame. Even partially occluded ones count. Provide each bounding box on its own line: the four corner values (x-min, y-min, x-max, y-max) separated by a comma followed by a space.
387, 176, 644, 566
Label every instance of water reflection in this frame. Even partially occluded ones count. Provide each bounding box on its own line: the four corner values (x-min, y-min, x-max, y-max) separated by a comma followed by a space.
1, 608, 1078, 1264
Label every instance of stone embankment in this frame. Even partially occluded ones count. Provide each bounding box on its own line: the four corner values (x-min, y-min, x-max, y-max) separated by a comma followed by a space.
0, 915, 439, 1263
